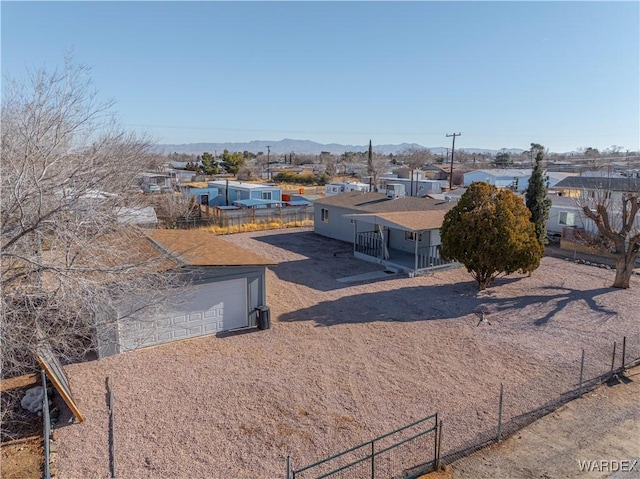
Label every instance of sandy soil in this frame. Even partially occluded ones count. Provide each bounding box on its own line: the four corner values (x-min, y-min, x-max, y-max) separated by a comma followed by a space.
1, 436, 43, 479
55, 228, 640, 479
450, 367, 640, 479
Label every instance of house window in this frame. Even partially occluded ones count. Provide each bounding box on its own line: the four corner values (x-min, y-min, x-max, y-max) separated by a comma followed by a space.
321, 208, 329, 223
199, 194, 209, 206
405, 231, 422, 241
559, 211, 576, 226
262, 191, 272, 200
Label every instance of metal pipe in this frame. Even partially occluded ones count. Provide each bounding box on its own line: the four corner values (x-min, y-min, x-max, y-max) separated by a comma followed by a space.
579, 349, 585, 397
42, 370, 51, 479
497, 383, 504, 442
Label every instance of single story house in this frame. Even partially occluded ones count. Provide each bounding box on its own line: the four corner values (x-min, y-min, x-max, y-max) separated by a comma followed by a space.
140, 172, 173, 193
552, 176, 640, 201
547, 196, 596, 236
463, 169, 573, 192
314, 190, 457, 275
422, 164, 451, 181
325, 181, 370, 196
463, 169, 533, 191
115, 206, 158, 228
96, 229, 276, 357
181, 180, 283, 208
380, 174, 444, 197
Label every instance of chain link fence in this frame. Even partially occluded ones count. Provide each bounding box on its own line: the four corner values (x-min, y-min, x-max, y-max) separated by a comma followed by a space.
439, 336, 639, 467
286, 337, 638, 479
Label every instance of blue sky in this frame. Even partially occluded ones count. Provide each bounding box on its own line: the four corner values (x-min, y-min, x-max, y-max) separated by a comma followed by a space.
2, 1, 638, 153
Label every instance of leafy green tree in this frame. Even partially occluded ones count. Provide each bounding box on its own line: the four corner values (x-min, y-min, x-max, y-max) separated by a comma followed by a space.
200, 151, 219, 175
220, 149, 245, 175
494, 151, 512, 167
440, 182, 543, 290
525, 150, 552, 244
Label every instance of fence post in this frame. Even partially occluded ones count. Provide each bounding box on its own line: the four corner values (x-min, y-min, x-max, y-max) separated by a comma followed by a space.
371, 440, 375, 478
286, 455, 290, 479
42, 370, 51, 479
579, 349, 585, 398
435, 420, 443, 471
108, 377, 116, 479
497, 383, 504, 442
611, 341, 617, 372
621, 336, 627, 370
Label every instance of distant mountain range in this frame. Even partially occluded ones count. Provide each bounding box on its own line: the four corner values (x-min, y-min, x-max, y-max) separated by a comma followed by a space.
155, 138, 525, 156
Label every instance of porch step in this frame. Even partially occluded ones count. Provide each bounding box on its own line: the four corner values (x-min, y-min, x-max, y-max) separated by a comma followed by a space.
336, 270, 400, 283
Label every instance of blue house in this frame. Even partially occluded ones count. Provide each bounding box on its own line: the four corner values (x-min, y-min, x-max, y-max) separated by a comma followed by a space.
182, 180, 283, 208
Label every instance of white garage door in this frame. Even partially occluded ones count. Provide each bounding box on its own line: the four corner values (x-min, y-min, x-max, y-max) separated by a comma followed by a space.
118, 278, 248, 351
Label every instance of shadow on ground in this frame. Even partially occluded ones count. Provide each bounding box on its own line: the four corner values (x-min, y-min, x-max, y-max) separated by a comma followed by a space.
278, 283, 618, 326
256, 231, 399, 292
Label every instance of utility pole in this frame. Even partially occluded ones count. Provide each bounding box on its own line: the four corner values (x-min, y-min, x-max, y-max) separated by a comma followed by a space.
446, 132, 461, 190
267, 145, 271, 181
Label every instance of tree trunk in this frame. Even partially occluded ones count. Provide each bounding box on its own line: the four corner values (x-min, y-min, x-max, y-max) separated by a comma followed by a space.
613, 256, 635, 289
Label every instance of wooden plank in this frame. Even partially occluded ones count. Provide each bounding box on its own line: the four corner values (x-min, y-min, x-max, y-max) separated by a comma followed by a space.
36, 346, 84, 423
0, 374, 39, 392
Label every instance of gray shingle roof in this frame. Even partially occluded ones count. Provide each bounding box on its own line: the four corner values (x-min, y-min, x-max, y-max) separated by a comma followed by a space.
314, 192, 455, 213
554, 176, 640, 192
313, 192, 388, 208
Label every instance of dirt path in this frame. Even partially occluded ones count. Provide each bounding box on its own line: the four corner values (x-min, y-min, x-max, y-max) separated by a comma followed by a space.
450, 367, 640, 479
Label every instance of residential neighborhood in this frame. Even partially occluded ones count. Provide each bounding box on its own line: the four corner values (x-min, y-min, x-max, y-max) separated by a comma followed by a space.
2, 2, 639, 479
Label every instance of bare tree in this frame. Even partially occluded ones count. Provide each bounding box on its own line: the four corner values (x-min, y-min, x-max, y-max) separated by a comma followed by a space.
397, 147, 432, 170
1, 59, 174, 376
580, 192, 640, 289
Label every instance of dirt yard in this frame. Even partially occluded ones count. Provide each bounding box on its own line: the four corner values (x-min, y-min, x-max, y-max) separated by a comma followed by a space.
53, 228, 640, 478
450, 366, 640, 479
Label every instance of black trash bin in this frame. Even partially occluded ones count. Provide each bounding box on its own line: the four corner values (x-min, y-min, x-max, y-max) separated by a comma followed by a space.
256, 306, 271, 330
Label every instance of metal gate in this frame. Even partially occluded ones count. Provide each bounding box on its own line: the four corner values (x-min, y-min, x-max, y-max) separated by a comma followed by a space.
290, 413, 439, 479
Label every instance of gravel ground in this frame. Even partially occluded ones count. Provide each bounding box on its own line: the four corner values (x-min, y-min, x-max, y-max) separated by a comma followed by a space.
56, 228, 640, 479
450, 366, 640, 479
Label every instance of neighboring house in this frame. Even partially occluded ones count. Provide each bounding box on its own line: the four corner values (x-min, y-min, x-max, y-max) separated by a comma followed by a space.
96, 229, 276, 357
325, 181, 370, 196
164, 166, 196, 183
314, 190, 457, 275
380, 173, 444, 197
181, 180, 283, 208
140, 172, 173, 193
553, 177, 640, 201
423, 164, 451, 181
463, 169, 533, 191
547, 196, 596, 236
116, 206, 158, 228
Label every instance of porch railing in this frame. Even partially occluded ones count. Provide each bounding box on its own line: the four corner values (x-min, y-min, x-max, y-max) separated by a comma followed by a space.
356, 231, 382, 258
417, 245, 449, 269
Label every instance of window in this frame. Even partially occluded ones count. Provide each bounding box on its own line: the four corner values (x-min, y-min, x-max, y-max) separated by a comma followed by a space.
199, 194, 209, 206
321, 208, 329, 223
405, 231, 423, 241
559, 211, 575, 226
262, 191, 272, 200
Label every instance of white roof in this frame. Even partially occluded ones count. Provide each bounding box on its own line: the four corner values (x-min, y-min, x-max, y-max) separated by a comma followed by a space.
208, 180, 277, 190
466, 169, 532, 178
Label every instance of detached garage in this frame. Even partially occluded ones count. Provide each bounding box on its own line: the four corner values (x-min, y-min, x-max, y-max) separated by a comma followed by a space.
96, 229, 275, 357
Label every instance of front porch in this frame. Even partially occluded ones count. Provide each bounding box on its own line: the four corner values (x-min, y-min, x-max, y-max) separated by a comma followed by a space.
354, 230, 453, 276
